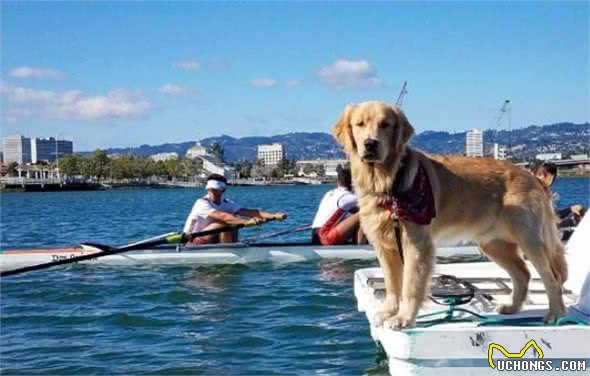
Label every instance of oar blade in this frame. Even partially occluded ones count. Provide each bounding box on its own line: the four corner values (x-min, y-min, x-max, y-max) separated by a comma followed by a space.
80, 242, 114, 252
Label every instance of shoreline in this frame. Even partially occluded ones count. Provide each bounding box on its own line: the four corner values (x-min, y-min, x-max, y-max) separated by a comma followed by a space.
1, 176, 587, 193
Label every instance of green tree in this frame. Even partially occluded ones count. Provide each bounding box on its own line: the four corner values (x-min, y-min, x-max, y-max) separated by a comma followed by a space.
210, 143, 225, 162
164, 158, 183, 179
183, 158, 202, 178
58, 155, 83, 177
235, 160, 253, 178
83, 150, 110, 182
303, 164, 315, 175
315, 164, 325, 177
8, 162, 18, 177
110, 155, 138, 180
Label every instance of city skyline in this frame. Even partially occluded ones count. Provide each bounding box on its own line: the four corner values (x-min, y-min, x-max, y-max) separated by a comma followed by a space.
1, 2, 588, 151
2, 134, 73, 164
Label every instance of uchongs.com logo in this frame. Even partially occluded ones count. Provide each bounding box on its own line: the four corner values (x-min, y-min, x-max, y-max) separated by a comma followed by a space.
488, 339, 587, 372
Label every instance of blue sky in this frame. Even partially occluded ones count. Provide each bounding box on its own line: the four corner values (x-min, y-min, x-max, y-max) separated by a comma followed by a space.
1, 1, 588, 151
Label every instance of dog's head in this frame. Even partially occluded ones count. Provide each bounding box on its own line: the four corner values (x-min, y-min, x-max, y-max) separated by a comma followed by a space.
333, 101, 414, 165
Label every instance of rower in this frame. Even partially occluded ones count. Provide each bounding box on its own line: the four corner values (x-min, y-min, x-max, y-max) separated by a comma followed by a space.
183, 174, 286, 244
311, 167, 365, 245
531, 161, 586, 240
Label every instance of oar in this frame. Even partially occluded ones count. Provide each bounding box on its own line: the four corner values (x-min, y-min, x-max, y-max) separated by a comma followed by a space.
1, 220, 267, 277
242, 223, 312, 244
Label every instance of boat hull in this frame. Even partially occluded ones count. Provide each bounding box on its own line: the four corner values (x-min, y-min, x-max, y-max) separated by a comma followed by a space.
0, 243, 481, 272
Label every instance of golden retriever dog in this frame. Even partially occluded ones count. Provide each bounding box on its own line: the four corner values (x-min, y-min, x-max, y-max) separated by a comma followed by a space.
333, 101, 567, 329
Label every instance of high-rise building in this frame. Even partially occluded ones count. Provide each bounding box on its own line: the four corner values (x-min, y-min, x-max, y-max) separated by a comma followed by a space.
493, 143, 507, 160
257, 143, 285, 165
465, 129, 483, 157
2, 135, 32, 164
31, 137, 73, 163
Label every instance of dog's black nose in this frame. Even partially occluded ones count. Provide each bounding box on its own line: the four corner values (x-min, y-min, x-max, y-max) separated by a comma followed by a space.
364, 139, 379, 152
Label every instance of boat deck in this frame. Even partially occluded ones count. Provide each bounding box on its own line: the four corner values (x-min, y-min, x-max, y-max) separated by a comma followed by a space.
355, 263, 590, 375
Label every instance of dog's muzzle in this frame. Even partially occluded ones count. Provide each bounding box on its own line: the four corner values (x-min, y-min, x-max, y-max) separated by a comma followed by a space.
362, 139, 380, 161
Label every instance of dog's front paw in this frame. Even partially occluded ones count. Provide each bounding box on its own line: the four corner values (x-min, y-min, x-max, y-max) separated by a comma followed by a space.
496, 304, 521, 315
373, 299, 399, 327
374, 310, 395, 327
384, 313, 416, 330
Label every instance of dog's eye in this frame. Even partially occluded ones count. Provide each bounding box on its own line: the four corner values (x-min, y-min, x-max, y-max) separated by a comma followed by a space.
379, 121, 389, 129
355, 121, 365, 127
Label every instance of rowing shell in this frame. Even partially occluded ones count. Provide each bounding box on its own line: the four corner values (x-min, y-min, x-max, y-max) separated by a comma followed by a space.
0, 242, 482, 272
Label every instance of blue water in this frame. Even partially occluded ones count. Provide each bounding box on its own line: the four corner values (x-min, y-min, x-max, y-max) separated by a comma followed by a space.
1, 179, 588, 375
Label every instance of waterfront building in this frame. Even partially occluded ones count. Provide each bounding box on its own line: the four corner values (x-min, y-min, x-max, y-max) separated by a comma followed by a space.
465, 129, 483, 157
31, 137, 73, 163
296, 159, 348, 177
257, 143, 284, 165
185, 142, 236, 180
536, 152, 562, 161
493, 143, 507, 160
200, 155, 237, 180
2, 135, 32, 164
149, 152, 178, 161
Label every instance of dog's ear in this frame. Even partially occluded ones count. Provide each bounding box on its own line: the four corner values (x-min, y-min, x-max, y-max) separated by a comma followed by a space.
392, 105, 414, 145
332, 104, 357, 153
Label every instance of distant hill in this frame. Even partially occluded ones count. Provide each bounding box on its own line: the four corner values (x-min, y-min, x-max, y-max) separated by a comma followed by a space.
90, 122, 589, 162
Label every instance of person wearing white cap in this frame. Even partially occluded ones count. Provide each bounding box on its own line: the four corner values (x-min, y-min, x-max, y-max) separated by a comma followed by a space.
183, 174, 286, 244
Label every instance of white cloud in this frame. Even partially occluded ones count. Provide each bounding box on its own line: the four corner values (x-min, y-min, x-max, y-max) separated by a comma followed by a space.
317, 59, 382, 89
159, 83, 191, 96
250, 78, 277, 88
286, 79, 300, 88
172, 60, 201, 70
0, 82, 151, 120
10, 66, 65, 79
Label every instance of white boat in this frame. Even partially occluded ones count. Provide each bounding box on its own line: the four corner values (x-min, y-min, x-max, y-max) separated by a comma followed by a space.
354, 215, 590, 375
0, 242, 482, 273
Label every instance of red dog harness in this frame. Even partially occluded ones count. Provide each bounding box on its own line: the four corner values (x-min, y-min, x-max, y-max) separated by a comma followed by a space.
379, 158, 436, 263
380, 162, 436, 225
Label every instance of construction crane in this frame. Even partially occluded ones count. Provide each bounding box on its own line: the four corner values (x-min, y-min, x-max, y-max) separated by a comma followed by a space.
396, 81, 408, 107
491, 99, 511, 160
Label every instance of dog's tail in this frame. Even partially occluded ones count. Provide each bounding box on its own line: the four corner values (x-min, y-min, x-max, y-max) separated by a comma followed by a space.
542, 201, 568, 285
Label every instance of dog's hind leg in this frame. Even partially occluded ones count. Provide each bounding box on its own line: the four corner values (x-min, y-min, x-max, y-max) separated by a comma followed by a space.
515, 231, 566, 323
387, 224, 435, 330
479, 240, 530, 314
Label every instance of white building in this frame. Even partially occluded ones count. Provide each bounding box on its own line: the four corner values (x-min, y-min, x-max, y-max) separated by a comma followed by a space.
465, 129, 483, 157
536, 153, 562, 161
185, 142, 236, 180
296, 159, 348, 177
2, 135, 31, 164
493, 143, 507, 160
257, 143, 284, 165
185, 143, 209, 159
200, 155, 237, 180
149, 152, 178, 162
31, 137, 73, 163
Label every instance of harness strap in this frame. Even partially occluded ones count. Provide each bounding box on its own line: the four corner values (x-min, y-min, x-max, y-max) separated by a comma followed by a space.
393, 218, 404, 264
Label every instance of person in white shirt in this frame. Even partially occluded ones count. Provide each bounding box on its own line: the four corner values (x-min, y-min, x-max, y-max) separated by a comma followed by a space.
184, 174, 286, 244
311, 168, 365, 245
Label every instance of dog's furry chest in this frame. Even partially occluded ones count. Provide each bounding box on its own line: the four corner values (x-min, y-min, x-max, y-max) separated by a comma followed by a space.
357, 193, 397, 245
